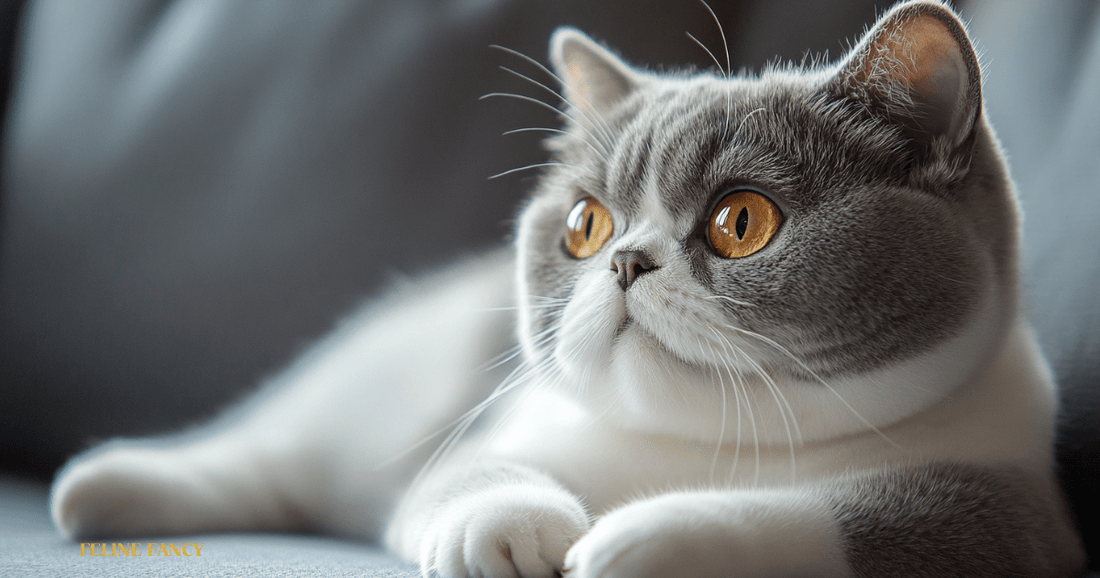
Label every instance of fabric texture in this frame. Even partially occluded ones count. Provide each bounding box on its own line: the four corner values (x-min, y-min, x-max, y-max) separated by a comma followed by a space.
0, 477, 419, 577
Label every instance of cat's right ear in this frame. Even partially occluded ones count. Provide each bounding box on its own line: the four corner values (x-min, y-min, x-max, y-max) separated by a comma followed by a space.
550, 28, 643, 122
832, 1, 981, 155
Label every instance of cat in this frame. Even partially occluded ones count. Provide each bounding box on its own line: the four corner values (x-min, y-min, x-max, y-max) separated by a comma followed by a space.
49, 1, 1086, 576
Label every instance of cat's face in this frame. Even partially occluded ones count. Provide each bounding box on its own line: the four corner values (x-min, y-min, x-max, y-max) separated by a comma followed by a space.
515, 0, 1018, 444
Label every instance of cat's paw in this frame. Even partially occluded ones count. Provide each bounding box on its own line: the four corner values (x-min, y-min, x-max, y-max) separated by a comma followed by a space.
418, 485, 590, 578
51, 444, 251, 539
52, 447, 190, 539
564, 491, 849, 578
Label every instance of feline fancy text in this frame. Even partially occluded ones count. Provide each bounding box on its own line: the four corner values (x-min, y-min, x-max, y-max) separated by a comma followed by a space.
79, 542, 204, 557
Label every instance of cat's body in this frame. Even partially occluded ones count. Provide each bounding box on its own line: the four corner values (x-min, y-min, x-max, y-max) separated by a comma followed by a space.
50, 2, 1085, 577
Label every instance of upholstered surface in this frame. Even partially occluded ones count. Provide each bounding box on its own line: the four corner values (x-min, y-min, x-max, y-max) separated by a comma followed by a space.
0, 477, 420, 577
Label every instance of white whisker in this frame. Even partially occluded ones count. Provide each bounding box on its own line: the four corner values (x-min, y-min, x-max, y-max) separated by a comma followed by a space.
489, 45, 620, 150
480, 92, 614, 165
686, 31, 725, 76
709, 326, 758, 486
496, 66, 614, 159
716, 327, 800, 482
726, 324, 901, 449
502, 127, 609, 164
732, 107, 767, 143
705, 294, 755, 307
698, 336, 727, 485
696, 0, 733, 136
488, 162, 575, 180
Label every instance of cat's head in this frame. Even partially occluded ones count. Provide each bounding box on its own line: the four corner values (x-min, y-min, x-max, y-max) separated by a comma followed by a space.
514, 0, 1018, 444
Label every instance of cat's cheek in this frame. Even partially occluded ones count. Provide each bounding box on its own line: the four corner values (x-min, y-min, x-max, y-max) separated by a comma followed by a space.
564, 491, 851, 578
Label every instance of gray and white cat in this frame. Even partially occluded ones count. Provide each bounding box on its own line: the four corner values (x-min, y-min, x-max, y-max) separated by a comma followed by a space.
50, 1, 1086, 576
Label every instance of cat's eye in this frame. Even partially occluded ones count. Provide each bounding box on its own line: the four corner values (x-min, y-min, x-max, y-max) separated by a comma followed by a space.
565, 197, 614, 259
708, 190, 783, 258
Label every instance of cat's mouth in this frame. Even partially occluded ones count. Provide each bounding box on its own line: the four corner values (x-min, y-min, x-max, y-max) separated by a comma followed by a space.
612, 316, 634, 340
612, 313, 697, 368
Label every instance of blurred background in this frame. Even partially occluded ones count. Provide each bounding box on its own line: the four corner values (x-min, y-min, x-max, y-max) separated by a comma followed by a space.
0, 0, 1096, 564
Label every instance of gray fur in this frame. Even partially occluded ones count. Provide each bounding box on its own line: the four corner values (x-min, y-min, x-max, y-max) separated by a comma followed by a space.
829, 463, 1084, 578
519, 4, 1015, 380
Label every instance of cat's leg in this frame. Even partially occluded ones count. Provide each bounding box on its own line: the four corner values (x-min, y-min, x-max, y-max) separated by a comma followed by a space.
50, 423, 313, 539
564, 463, 1085, 578
386, 459, 591, 578
51, 253, 517, 541
565, 483, 849, 578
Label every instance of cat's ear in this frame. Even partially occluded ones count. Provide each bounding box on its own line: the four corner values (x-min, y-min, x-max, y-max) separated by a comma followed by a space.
550, 28, 643, 120
834, 1, 981, 151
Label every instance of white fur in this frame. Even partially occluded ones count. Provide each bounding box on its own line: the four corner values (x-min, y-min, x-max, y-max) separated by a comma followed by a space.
387, 465, 590, 578
480, 316, 1054, 510
566, 489, 851, 578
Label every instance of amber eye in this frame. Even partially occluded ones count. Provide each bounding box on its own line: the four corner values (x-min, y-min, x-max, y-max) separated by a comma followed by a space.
565, 197, 614, 259
708, 190, 783, 258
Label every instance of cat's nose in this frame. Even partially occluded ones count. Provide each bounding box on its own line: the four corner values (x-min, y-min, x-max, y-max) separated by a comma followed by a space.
610, 249, 658, 291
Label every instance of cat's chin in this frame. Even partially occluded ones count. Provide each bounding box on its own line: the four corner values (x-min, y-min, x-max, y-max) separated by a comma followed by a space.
552, 288, 1014, 447
557, 321, 734, 442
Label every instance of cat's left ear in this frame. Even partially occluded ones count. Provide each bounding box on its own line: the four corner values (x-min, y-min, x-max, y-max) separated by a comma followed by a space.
550, 28, 645, 122
834, 0, 981, 152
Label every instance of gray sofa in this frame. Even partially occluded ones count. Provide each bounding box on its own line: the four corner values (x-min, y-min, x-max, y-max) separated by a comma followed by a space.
1, 0, 1097, 575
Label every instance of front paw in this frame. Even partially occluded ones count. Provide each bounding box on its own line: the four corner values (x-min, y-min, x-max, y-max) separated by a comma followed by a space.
564, 491, 849, 578
419, 485, 590, 578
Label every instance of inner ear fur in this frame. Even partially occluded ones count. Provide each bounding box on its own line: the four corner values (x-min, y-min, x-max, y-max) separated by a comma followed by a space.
549, 27, 641, 119
839, 1, 982, 150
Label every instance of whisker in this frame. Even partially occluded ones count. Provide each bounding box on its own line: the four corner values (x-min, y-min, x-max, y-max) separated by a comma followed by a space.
732, 107, 767, 143
480, 322, 559, 372
717, 329, 800, 481
705, 294, 755, 307
699, 0, 731, 77
699, 336, 727, 484
502, 127, 609, 163
474, 356, 564, 460
686, 31, 726, 76
481, 92, 614, 164
497, 67, 615, 158
710, 326, 758, 486
489, 161, 576, 180
375, 328, 553, 471
399, 323, 565, 483
726, 324, 901, 449
490, 45, 620, 150
697, 0, 733, 136
473, 301, 565, 312
481, 343, 524, 372
705, 332, 742, 484
502, 127, 568, 137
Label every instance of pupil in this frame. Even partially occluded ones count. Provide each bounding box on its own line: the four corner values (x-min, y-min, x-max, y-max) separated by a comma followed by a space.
585, 211, 594, 240
735, 207, 749, 240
